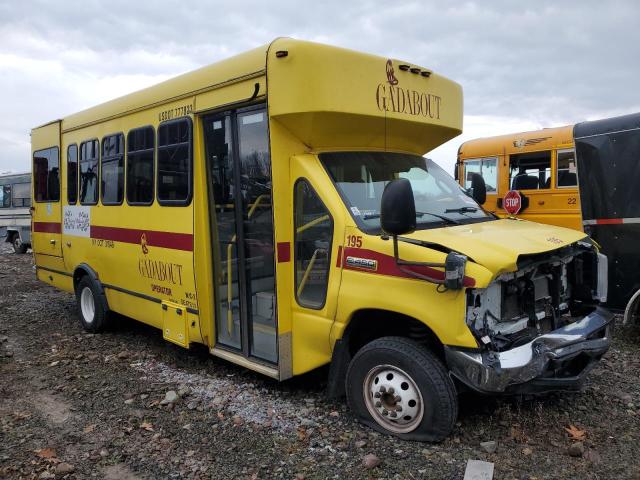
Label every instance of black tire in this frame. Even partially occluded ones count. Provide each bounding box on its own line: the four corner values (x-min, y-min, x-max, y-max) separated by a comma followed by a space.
12, 235, 28, 254
345, 336, 457, 442
75, 276, 110, 333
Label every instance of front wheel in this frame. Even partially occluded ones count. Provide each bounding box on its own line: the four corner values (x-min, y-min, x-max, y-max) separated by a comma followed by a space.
346, 336, 458, 442
12, 235, 27, 254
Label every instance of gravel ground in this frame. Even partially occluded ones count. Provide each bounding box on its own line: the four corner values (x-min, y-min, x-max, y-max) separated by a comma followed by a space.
1, 243, 640, 479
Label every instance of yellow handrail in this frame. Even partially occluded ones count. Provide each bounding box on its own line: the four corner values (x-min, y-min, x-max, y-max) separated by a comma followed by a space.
296, 214, 330, 234
297, 249, 320, 298
225, 194, 270, 335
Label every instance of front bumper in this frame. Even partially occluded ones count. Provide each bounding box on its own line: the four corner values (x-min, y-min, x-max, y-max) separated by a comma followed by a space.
445, 307, 613, 394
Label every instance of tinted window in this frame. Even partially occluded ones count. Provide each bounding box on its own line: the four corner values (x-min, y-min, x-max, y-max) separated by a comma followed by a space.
0, 185, 10, 207
294, 180, 332, 309
127, 126, 155, 204
509, 151, 551, 190
157, 118, 191, 205
33, 147, 60, 202
101, 134, 124, 205
67, 144, 78, 204
13, 183, 30, 207
80, 140, 99, 204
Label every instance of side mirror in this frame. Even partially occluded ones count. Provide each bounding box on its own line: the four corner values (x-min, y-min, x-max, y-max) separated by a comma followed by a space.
469, 173, 486, 205
380, 178, 416, 236
444, 252, 467, 290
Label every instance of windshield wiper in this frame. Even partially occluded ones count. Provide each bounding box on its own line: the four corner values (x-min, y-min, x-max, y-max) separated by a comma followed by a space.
362, 211, 460, 225
444, 206, 478, 214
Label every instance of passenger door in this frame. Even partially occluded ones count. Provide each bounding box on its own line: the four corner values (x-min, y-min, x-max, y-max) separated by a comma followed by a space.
203, 106, 278, 363
31, 121, 63, 260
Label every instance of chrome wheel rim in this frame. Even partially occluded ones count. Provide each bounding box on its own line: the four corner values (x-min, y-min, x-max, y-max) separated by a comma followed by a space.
363, 364, 424, 434
80, 287, 95, 324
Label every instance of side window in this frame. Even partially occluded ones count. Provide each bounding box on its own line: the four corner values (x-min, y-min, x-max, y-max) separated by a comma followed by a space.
13, 183, 31, 207
33, 147, 60, 202
101, 133, 125, 205
294, 180, 333, 309
67, 144, 78, 204
79, 140, 99, 205
464, 157, 497, 192
556, 149, 577, 188
0, 185, 10, 207
157, 118, 192, 205
509, 151, 551, 190
127, 126, 155, 205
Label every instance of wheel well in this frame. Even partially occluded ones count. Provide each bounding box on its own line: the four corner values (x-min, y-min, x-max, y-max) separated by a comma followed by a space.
5, 230, 16, 243
343, 309, 444, 360
73, 268, 88, 291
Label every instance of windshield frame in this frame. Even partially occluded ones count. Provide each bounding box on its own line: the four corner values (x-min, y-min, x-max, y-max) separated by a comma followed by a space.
319, 151, 496, 235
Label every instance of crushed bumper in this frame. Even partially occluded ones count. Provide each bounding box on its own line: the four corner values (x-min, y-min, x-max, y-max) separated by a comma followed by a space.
445, 307, 614, 394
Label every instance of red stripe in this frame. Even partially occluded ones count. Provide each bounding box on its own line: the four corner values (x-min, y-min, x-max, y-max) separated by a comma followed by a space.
90, 226, 193, 251
336, 246, 343, 268
343, 247, 475, 288
33, 222, 61, 234
596, 218, 624, 225
277, 242, 290, 263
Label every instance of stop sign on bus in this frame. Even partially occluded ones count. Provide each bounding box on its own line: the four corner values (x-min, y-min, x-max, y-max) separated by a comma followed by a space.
504, 190, 522, 215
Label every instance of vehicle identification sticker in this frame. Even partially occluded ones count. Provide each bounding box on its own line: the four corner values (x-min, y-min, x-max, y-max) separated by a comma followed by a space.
345, 256, 378, 271
350, 206, 361, 216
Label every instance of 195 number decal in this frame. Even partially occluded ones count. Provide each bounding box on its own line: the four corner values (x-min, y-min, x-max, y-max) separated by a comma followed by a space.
346, 235, 362, 248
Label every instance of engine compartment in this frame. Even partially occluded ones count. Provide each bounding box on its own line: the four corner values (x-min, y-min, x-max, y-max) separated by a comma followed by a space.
466, 241, 606, 351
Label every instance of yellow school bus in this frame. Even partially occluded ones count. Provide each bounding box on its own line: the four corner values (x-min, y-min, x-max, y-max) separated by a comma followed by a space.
31, 39, 611, 441
456, 125, 582, 230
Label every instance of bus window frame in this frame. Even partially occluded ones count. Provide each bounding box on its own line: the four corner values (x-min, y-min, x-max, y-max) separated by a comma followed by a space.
126, 125, 156, 207
293, 177, 334, 311
555, 148, 578, 189
100, 132, 125, 206
79, 138, 100, 206
33, 146, 61, 203
463, 156, 498, 194
156, 116, 193, 207
67, 143, 78, 205
508, 150, 552, 191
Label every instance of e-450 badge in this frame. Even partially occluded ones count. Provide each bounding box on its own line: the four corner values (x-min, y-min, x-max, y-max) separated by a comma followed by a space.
345, 256, 378, 271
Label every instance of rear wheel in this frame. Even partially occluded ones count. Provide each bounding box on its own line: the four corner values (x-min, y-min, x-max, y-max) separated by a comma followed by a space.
75, 276, 110, 332
346, 336, 457, 442
12, 235, 27, 254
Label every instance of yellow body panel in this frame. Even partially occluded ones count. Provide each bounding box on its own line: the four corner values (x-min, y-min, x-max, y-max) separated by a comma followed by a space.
30, 38, 588, 381
457, 125, 582, 231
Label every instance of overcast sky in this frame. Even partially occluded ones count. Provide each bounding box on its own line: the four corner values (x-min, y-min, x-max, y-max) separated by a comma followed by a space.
1, 0, 639, 175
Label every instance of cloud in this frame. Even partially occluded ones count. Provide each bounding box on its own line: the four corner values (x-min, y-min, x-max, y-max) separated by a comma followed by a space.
1, 0, 639, 173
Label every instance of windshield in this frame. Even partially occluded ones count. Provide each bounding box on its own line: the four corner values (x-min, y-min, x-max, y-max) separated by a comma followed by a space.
320, 152, 494, 232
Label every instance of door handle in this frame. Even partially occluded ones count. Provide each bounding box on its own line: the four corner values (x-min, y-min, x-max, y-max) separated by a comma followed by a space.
50, 239, 56, 245
66, 242, 71, 248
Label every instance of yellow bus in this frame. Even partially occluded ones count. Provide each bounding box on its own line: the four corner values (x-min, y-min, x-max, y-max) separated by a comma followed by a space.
456, 125, 582, 230
31, 39, 611, 441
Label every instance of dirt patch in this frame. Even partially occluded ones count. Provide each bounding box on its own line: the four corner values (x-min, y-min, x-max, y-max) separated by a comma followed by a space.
1, 244, 640, 479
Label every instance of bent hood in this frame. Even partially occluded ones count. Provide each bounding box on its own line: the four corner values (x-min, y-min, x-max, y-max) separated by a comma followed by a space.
409, 219, 587, 274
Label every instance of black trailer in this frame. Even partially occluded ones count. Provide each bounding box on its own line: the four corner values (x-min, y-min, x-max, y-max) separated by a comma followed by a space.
574, 112, 640, 321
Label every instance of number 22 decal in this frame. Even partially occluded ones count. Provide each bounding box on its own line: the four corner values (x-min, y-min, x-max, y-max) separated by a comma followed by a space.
346, 235, 362, 248
568, 197, 577, 205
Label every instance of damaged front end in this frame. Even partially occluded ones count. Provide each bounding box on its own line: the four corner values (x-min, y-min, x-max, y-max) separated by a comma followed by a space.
445, 241, 613, 394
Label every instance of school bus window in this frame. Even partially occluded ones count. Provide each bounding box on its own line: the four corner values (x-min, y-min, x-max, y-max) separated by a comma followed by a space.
294, 179, 333, 309
67, 144, 78, 204
464, 157, 497, 192
33, 147, 60, 202
127, 126, 155, 205
12, 183, 30, 207
101, 133, 125, 205
509, 151, 551, 190
80, 140, 99, 205
157, 118, 191, 205
0, 185, 10, 207
556, 149, 577, 188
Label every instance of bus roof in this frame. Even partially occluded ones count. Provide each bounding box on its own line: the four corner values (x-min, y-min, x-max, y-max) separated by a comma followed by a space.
458, 124, 574, 159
